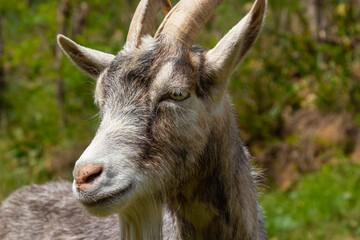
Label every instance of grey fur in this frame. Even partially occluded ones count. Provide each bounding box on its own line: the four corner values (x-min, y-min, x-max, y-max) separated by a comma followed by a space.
0, 182, 181, 240
0, 182, 119, 240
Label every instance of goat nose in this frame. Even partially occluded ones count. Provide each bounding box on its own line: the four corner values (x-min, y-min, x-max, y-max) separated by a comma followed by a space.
73, 164, 104, 190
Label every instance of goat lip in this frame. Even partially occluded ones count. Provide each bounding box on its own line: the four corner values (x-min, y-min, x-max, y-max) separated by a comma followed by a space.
80, 183, 135, 208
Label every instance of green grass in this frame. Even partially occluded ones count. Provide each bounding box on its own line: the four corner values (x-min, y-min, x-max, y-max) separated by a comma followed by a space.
262, 162, 360, 240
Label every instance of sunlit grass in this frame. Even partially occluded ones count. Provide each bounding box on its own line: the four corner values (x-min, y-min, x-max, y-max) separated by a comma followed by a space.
262, 162, 360, 240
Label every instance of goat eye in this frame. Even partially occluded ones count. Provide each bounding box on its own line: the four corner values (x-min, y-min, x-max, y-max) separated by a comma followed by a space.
169, 90, 189, 101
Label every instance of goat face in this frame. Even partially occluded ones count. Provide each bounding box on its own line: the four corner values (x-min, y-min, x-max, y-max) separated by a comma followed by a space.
69, 38, 217, 216
57, 0, 266, 217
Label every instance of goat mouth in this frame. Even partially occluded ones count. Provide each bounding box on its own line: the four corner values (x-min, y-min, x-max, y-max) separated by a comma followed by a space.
80, 183, 135, 208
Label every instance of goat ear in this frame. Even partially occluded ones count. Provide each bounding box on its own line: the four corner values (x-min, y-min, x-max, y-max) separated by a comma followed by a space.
57, 34, 115, 79
205, 0, 267, 83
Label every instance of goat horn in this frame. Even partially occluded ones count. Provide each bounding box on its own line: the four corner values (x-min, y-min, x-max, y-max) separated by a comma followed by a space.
154, 0, 224, 47
127, 0, 172, 47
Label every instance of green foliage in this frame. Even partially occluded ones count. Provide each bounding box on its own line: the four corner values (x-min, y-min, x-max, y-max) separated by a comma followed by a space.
0, 0, 100, 198
262, 162, 360, 239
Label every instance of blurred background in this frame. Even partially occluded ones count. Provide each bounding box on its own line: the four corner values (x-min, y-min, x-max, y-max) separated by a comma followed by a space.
0, 0, 359, 239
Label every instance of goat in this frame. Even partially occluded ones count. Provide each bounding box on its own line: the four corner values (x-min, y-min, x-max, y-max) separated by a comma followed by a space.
0, 182, 119, 239
0, 0, 267, 239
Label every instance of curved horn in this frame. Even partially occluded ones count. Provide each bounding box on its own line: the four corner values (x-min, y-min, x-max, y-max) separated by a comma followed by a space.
126, 0, 172, 47
155, 0, 224, 47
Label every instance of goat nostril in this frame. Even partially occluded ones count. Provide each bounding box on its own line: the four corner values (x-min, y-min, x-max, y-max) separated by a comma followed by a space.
74, 164, 104, 187
84, 168, 103, 184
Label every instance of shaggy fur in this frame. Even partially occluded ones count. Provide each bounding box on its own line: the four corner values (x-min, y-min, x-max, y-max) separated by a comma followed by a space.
0, 183, 119, 240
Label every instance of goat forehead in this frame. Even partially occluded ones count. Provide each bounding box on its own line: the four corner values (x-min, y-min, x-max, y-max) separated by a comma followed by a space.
94, 41, 212, 117
110, 43, 200, 84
